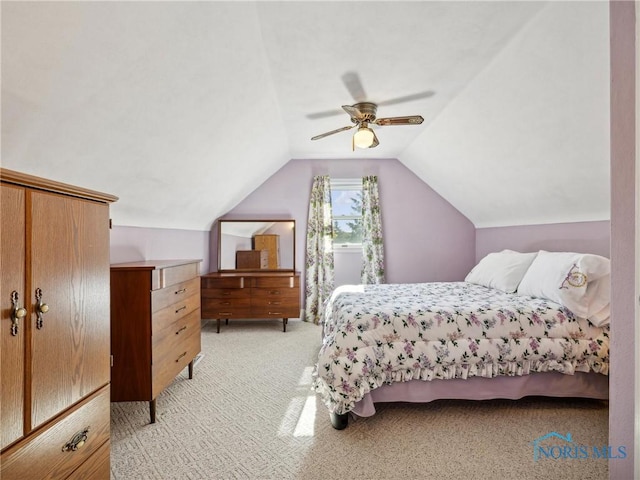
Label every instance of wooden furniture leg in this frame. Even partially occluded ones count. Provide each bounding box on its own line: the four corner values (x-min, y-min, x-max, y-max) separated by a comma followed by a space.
149, 399, 156, 424
330, 412, 348, 430
283, 318, 288, 332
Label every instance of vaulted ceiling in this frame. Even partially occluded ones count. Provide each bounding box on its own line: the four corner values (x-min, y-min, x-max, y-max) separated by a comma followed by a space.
1, 1, 610, 230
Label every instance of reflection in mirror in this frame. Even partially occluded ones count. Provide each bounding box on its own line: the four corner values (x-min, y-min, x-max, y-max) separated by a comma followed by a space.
218, 220, 295, 271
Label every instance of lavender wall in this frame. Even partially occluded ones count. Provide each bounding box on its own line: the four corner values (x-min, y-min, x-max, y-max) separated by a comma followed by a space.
476, 220, 610, 261
216, 158, 477, 287
110, 225, 211, 272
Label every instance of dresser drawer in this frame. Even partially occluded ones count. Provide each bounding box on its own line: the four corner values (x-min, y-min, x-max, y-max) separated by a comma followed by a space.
151, 277, 199, 313
252, 296, 299, 309
152, 293, 201, 335
152, 330, 201, 399
152, 309, 201, 354
151, 262, 200, 290
202, 298, 251, 318
251, 288, 299, 301
1, 387, 110, 480
253, 276, 299, 288
201, 287, 250, 299
201, 276, 247, 289
251, 305, 300, 318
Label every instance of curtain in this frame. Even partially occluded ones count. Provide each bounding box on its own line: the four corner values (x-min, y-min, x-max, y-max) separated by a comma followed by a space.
304, 175, 335, 324
361, 175, 385, 284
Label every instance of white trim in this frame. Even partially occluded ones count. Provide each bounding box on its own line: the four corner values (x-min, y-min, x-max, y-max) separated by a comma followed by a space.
332, 244, 362, 253
635, 2, 640, 476
331, 178, 363, 188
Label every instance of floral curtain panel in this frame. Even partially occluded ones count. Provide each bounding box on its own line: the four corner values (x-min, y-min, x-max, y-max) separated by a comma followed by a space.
361, 175, 385, 284
304, 175, 335, 324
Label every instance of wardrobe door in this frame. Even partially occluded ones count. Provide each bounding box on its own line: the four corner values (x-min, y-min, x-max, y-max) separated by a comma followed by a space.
0, 185, 26, 449
29, 190, 111, 429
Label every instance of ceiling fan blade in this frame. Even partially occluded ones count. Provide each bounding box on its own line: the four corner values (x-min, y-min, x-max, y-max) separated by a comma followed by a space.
374, 115, 424, 126
342, 104, 363, 120
311, 125, 355, 141
376, 91, 435, 107
341, 71, 367, 102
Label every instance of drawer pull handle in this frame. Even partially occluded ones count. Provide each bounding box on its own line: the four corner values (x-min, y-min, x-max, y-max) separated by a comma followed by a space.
269, 312, 283, 315
10, 291, 27, 336
222, 301, 230, 305
222, 292, 231, 296
175, 288, 187, 295
270, 290, 281, 295
62, 427, 90, 452
175, 351, 187, 362
176, 326, 187, 335
269, 301, 281, 305
35, 288, 49, 330
219, 312, 232, 316
175, 306, 187, 314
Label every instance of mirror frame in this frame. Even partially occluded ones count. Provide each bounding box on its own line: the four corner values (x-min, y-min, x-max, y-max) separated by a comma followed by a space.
217, 219, 296, 273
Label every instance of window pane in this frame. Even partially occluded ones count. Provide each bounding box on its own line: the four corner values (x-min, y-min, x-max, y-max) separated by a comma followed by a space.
331, 189, 362, 217
331, 182, 363, 246
333, 218, 362, 244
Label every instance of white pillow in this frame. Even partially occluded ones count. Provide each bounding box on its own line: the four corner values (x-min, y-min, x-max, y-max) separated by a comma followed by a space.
589, 302, 610, 327
517, 251, 610, 319
465, 250, 538, 293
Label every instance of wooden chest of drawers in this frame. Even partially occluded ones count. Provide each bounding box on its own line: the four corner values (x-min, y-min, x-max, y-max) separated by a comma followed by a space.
110, 260, 202, 423
201, 272, 300, 332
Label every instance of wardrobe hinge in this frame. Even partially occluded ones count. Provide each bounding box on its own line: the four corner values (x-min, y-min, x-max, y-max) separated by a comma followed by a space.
110, 355, 114, 367
109, 218, 113, 229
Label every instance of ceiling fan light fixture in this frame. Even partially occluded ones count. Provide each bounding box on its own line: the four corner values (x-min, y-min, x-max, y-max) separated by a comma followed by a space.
353, 125, 375, 149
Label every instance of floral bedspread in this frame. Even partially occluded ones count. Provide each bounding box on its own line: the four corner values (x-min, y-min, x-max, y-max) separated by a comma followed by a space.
313, 282, 609, 415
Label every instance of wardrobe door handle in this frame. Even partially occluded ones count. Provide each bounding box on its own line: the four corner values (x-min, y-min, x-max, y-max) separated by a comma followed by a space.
10, 291, 26, 336
35, 288, 49, 330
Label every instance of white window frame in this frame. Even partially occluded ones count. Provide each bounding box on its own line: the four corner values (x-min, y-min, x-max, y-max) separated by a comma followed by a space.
330, 178, 363, 251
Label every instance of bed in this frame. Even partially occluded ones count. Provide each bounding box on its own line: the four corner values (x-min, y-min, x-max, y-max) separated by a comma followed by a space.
313, 250, 610, 429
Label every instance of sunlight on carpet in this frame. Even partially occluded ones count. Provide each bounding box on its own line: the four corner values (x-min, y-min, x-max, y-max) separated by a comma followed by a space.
278, 365, 318, 438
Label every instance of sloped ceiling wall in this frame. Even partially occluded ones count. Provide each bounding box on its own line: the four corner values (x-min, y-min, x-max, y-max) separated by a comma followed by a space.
402, 1, 610, 227
1, 2, 609, 230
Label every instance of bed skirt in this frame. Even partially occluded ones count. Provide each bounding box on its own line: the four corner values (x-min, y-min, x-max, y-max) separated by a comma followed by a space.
351, 372, 609, 417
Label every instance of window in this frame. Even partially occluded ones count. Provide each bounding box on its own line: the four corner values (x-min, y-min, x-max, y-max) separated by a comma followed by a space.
330, 178, 363, 249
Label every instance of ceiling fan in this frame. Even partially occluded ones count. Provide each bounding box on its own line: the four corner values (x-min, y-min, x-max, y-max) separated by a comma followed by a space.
309, 72, 432, 149
311, 102, 424, 149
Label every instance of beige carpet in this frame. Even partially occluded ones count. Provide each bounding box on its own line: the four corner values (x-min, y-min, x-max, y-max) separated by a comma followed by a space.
110, 319, 609, 480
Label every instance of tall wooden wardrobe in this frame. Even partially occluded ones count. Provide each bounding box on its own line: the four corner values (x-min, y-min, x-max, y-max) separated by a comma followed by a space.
0, 169, 117, 479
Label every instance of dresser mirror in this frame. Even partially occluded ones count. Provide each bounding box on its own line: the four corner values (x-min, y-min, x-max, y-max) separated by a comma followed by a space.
218, 219, 295, 272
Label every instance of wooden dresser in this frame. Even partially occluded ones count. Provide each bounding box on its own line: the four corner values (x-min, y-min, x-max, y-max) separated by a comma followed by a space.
201, 272, 300, 332
1, 169, 116, 479
110, 260, 202, 423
